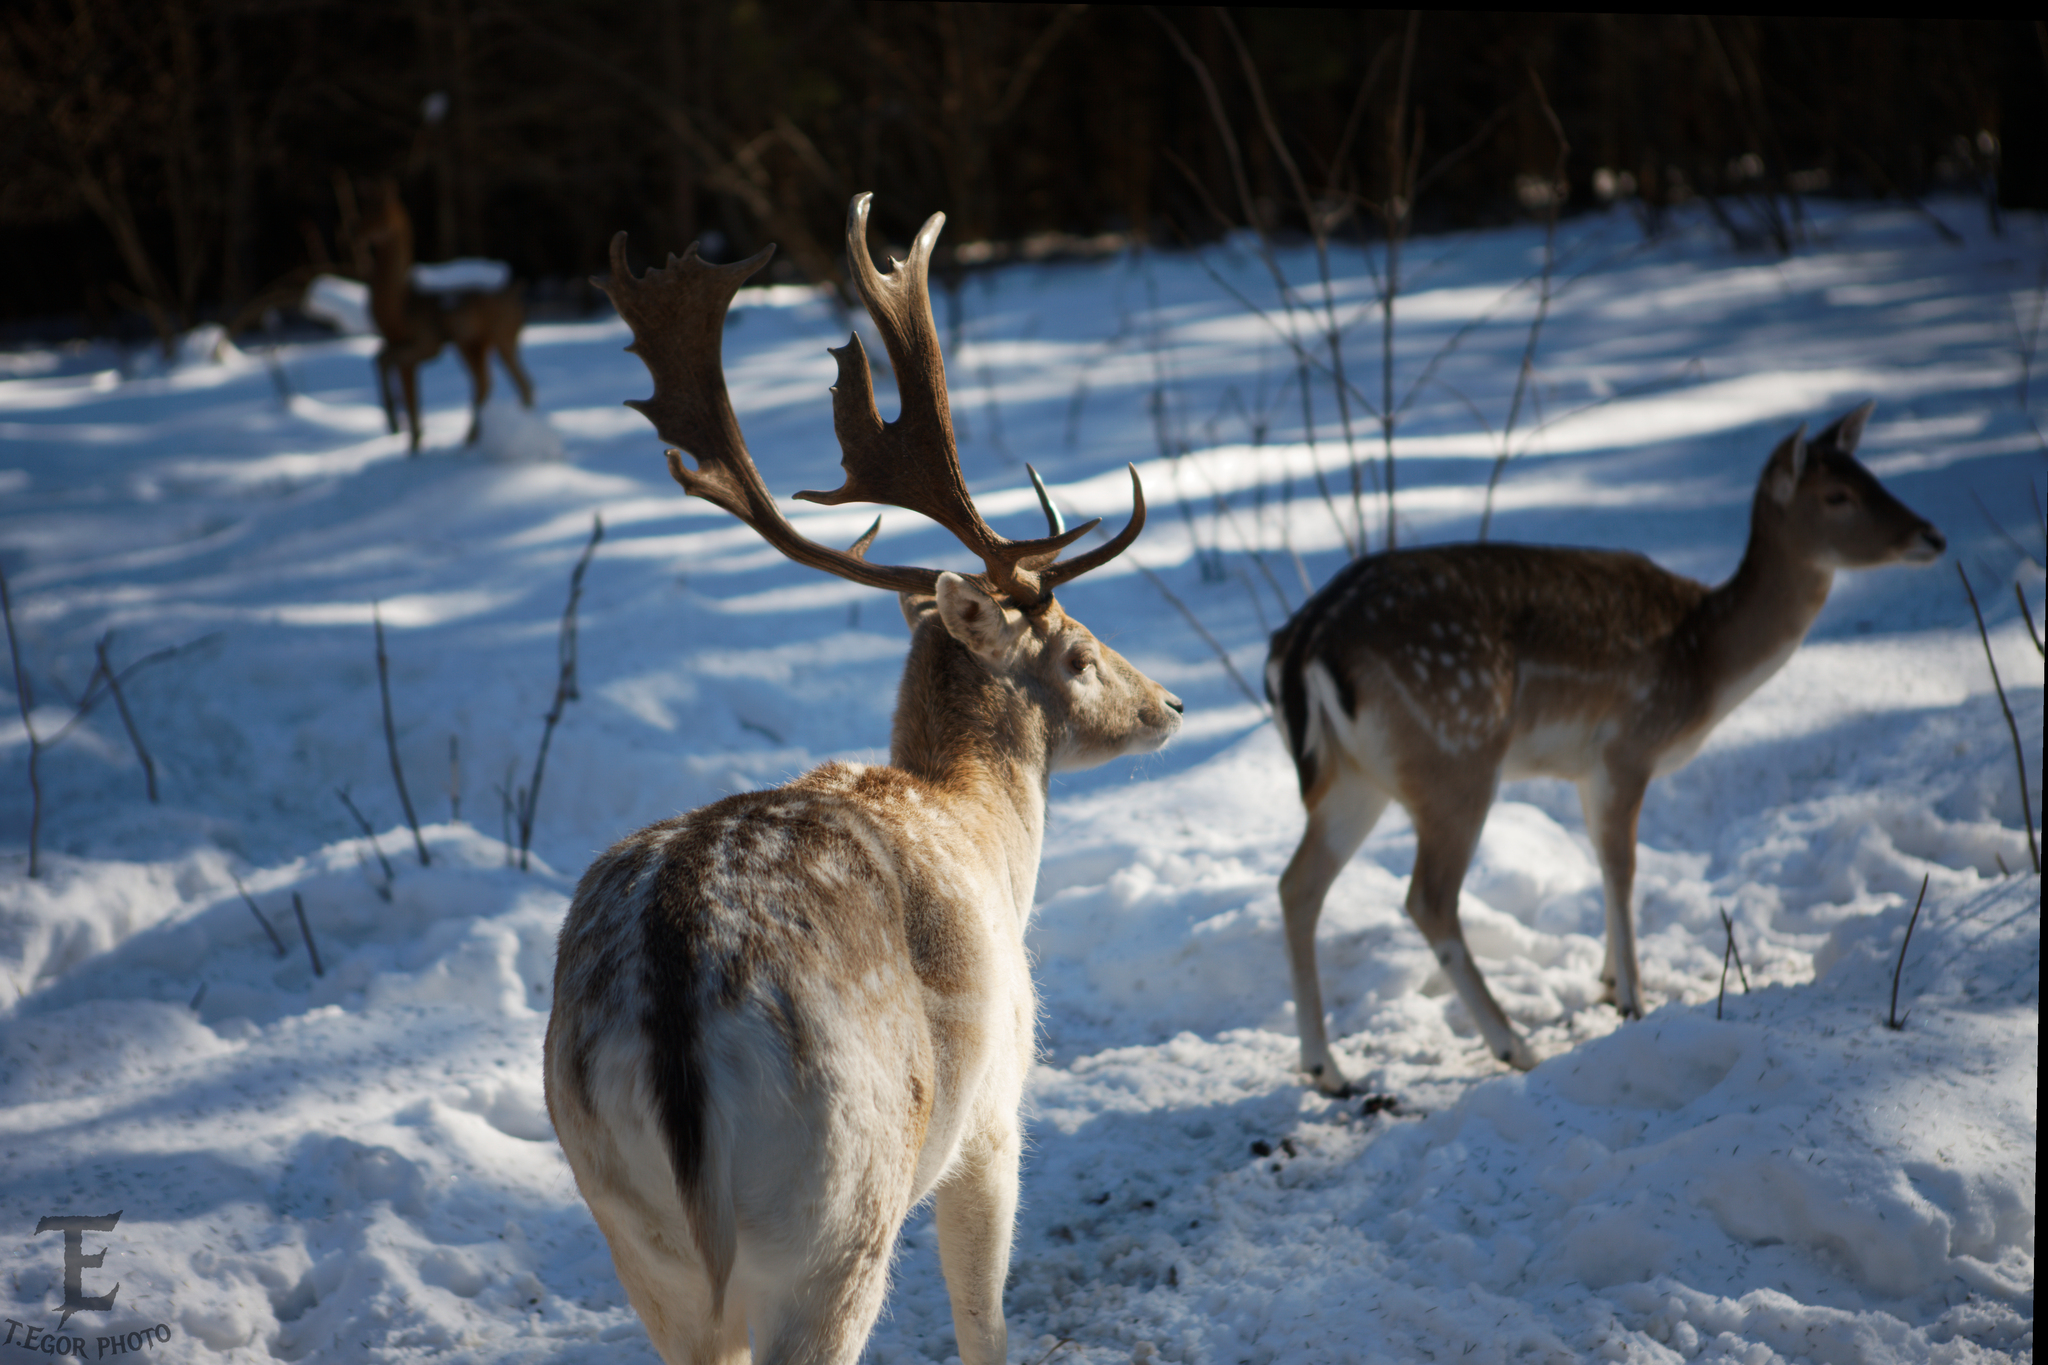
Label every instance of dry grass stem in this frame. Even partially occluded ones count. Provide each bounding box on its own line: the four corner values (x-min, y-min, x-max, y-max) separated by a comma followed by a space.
234, 874, 288, 957
1136, 562, 1266, 714
1957, 564, 2040, 873
374, 606, 430, 866
293, 892, 324, 978
335, 786, 397, 898
1886, 875, 1929, 1030
516, 514, 604, 871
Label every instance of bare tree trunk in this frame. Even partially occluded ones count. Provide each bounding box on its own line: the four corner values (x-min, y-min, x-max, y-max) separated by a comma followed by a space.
217, 11, 255, 312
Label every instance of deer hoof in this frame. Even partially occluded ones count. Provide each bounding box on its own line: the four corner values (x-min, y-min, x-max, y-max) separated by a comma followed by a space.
1497, 1037, 1538, 1071
1305, 1062, 1355, 1098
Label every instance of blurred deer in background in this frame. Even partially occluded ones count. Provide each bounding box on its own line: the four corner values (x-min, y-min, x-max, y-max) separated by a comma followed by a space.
1267, 404, 1943, 1093
361, 181, 533, 452
544, 194, 1181, 1364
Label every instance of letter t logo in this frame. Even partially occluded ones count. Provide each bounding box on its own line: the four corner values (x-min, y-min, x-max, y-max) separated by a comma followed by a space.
34, 1212, 121, 1327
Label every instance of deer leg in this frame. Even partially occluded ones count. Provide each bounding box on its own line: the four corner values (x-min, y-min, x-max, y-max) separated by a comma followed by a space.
577, 1195, 748, 1365
1578, 767, 1650, 1020
376, 354, 399, 434
499, 334, 536, 407
932, 1122, 1019, 1365
1406, 781, 1536, 1070
1279, 765, 1389, 1095
398, 364, 424, 453
751, 1188, 907, 1365
461, 342, 492, 444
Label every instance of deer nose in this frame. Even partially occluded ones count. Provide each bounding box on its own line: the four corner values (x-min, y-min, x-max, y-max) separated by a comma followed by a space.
1164, 693, 1184, 714
1919, 526, 1946, 556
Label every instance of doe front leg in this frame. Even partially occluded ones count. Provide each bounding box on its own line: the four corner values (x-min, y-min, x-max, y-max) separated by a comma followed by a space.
933, 1125, 1020, 1365
376, 353, 399, 434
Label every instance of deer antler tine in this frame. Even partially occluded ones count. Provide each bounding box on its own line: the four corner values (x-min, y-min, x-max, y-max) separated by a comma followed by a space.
608, 231, 939, 597
848, 516, 883, 560
610, 202, 1148, 610
1027, 464, 1066, 536
1036, 465, 1148, 594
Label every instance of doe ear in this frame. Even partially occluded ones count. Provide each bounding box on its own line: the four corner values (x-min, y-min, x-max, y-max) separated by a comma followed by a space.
1766, 423, 1809, 506
898, 591, 937, 633
934, 572, 1013, 662
1813, 399, 1876, 454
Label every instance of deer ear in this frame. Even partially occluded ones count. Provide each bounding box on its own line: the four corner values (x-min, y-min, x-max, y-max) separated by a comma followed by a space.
1814, 400, 1875, 454
898, 591, 937, 632
934, 572, 1013, 661
1766, 424, 1808, 505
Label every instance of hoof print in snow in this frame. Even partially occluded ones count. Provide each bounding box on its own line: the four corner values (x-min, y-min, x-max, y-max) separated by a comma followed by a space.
1360, 1093, 1400, 1118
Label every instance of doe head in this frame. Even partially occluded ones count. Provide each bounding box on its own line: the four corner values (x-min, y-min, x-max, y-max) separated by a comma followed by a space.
1760, 401, 1945, 569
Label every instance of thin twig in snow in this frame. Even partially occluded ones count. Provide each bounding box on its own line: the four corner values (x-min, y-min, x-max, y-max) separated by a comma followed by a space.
374, 605, 429, 866
448, 735, 463, 823
293, 893, 324, 978
1886, 875, 1928, 1030
1135, 562, 1267, 715
517, 514, 605, 871
233, 874, 288, 958
2015, 583, 2043, 657
1718, 907, 1751, 994
95, 633, 158, 802
1957, 564, 2041, 873
335, 785, 396, 899
2, 564, 44, 878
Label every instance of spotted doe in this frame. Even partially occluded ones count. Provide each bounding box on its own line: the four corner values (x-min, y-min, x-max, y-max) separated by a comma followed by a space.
1267, 404, 1943, 1091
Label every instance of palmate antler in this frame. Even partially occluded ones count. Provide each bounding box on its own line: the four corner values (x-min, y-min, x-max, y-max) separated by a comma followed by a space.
601, 193, 1144, 607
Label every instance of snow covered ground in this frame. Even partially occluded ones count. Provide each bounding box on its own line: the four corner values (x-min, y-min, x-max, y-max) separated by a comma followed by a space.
1, 198, 2038, 1364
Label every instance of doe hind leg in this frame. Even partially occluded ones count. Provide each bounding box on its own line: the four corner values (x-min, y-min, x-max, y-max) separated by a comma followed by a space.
460, 341, 493, 444
1279, 761, 1391, 1095
497, 333, 535, 407
1404, 769, 1537, 1071
585, 1200, 749, 1365
747, 1220, 902, 1365
933, 1122, 1022, 1365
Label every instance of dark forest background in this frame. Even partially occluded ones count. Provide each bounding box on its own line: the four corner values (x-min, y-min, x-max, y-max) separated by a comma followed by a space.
3, 5, 2043, 345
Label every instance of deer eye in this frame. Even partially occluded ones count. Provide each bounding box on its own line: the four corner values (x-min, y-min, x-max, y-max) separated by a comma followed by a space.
1067, 651, 1094, 677
1823, 488, 1853, 508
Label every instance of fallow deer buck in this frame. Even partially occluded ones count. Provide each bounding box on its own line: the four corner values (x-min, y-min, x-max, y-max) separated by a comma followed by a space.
544, 195, 1181, 1364
361, 182, 534, 452
1267, 404, 1943, 1091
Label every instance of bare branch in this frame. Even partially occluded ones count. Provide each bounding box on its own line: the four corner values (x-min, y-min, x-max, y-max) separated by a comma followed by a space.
1135, 562, 1267, 715
94, 633, 156, 803
517, 515, 605, 871
1957, 564, 2040, 872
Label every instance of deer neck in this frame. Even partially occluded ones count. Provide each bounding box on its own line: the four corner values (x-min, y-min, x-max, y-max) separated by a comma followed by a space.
368, 222, 417, 336
889, 624, 1050, 905
1695, 499, 1834, 716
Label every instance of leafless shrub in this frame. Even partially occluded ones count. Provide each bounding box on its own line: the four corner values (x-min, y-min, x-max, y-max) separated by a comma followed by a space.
3, 565, 199, 877
513, 514, 604, 872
